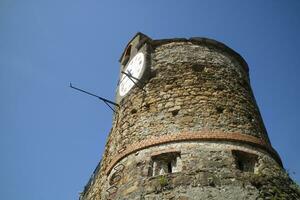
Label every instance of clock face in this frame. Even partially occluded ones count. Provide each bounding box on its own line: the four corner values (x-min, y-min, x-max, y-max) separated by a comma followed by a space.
119, 52, 145, 97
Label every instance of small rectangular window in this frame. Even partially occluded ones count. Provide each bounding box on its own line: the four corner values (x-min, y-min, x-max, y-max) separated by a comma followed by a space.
232, 150, 257, 173
150, 152, 182, 176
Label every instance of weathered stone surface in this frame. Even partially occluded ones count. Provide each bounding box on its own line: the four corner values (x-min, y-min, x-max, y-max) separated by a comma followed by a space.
79, 33, 300, 200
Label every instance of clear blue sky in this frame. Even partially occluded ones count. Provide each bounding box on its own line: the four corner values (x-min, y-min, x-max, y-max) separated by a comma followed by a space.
1, 1, 299, 199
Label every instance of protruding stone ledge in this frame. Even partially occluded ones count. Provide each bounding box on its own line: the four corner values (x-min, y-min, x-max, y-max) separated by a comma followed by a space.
105, 131, 282, 175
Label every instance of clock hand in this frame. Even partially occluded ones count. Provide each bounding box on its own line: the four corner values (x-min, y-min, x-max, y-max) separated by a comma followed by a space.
118, 68, 133, 86
121, 71, 145, 92
122, 71, 140, 82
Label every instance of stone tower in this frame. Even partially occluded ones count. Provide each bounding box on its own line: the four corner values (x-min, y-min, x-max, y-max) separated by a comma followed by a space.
80, 33, 300, 200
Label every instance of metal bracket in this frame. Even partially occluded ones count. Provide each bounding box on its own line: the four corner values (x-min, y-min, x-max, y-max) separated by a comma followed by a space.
70, 83, 119, 113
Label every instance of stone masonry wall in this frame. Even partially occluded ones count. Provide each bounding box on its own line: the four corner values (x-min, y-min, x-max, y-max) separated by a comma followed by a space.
83, 141, 300, 200
79, 37, 300, 200
103, 41, 272, 173
100, 142, 298, 200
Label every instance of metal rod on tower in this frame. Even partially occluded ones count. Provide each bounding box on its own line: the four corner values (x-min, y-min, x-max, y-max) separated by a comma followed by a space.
69, 83, 119, 113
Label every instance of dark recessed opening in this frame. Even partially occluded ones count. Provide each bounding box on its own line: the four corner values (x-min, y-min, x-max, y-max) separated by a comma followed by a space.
247, 115, 254, 122
172, 109, 179, 116
167, 162, 172, 173
215, 84, 225, 91
232, 150, 257, 173
150, 152, 181, 176
109, 172, 122, 185
150, 69, 157, 79
136, 162, 142, 167
144, 103, 150, 110
192, 64, 205, 72
239, 79, 249, 90
125, 45, 131, 55
122, 45, 132, 65
236, 159, 244, 171
216, 106, 224, 114
130, 108, 137, 114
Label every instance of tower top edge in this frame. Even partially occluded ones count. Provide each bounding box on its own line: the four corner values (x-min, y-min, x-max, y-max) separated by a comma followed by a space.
119, 32, 249, 73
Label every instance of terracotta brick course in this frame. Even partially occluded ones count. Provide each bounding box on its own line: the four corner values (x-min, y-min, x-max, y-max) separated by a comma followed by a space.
105, 131, 281, 175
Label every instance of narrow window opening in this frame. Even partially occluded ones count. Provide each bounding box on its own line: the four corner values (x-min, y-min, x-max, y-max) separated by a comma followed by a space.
122, 45, 132, 65
125, 45, 131, 57
150, 152, 181, 176
167, 162, 172, 173
232, 150, 257, 173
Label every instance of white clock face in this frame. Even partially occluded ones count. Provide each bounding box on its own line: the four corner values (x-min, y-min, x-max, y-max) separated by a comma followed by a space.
119, 52, 145, 97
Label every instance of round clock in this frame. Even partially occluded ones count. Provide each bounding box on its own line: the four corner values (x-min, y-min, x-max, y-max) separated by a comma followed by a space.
119, 52, 145, 97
